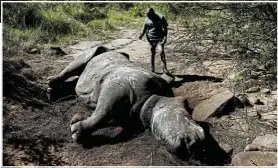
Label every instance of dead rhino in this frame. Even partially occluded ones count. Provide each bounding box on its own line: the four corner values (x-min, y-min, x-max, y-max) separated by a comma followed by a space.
47, 46, 205, 156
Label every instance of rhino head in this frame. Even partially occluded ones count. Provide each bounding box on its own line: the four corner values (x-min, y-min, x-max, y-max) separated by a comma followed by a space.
141, 95, 205, 157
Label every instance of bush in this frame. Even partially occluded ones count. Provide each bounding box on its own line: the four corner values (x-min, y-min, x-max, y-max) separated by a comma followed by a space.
172, 3, 277, 90
40, 8, 74, 35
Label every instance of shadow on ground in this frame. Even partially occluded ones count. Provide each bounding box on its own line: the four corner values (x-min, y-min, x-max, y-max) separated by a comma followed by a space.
171, 74, 224, 88
157, 72, 224, 88
73, 122, 231, 166
190, 121, 231, 165
76, 127, 143, 149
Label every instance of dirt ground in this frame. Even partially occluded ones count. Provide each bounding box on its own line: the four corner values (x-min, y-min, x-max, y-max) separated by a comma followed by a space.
3, 28, 277, 166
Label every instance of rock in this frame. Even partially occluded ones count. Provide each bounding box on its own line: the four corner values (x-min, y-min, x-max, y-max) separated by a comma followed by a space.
271, 90, 277, 95
265, 60, 275, 69
29, 48, 40, 54
174, 76, 184, 82
219, 143, 233, 155
257, 65, 267, 71
247, 111, 259, 118
231, 151, 277, 166
260, 111, 277, 121
231, 122, 249, 132
270, 90, 277, 101
250, 71, 262, 79
192, 90, 234, 121
261, 88, 271, 94
228, 71, 244, 80
229, 117, 250, 132
235, 94, 252, 107
254, 98, 264, 105
246, 87, 260, 93
244, 134, 277, 152
260, 74, 275, 80
50, 46, 67, 55
161, 73, 174, 83
10, 105, 17, 110
247, 95, 265, 105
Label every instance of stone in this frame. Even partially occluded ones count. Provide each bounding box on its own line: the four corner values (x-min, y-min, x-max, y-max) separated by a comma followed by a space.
254, 98, 264, 105
235, 94, 252, 107
246, 87, 260, 93
261, 88, 271, 94
260, 111, 277, 121
219, 143, 233, 155
245, 134, 277, 152
231, 151, 277, 166
29, 48, 40, 54
250, 71, 262, 79
50, 46, 67, 55
271, 90, 277, 95
257, 65, 266, 71
10, 105, 17, 110
247, 94, 263, 105
247, 111, 259, 118
260, 74, 275, 80
174, 76, 184, 82
160, 73, 174, 83
228, 71, 244, 80
192, 91, 234, 121
230, 118, 249, 132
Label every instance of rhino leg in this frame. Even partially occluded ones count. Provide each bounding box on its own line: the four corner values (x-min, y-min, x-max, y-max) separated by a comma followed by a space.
47, 61, 85, 88
71, 112, 87, 125
71, 112, 126, 140
70, 80, 134, 141
48, 46, 110, 88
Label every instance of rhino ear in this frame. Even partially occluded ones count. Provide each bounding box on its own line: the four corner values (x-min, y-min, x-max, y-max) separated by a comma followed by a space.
84, 46, 110, 62
119, 52, 130, 59
181, 97, 193, 114
171, 96, 193, 114
93, 46, 110, 57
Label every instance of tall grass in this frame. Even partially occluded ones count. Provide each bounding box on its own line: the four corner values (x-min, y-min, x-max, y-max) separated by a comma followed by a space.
3, 3, 154, 58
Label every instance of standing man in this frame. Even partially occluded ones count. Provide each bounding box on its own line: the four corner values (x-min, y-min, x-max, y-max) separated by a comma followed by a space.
139, 8, 169, 73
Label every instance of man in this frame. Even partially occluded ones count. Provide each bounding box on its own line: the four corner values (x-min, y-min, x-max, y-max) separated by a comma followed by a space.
139, 8, 169, 73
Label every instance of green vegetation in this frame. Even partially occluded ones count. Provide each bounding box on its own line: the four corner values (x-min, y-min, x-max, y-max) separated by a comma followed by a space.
3, 3, 176, 57
3, 2, 277, 90
3, 3, 147, 58
172, 3, 277, 90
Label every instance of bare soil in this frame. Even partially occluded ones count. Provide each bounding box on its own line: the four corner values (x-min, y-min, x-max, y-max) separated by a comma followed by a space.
3, 28, 276, 166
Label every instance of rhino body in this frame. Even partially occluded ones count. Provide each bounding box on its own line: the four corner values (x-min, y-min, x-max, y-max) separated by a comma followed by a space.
48, 46, 205, 155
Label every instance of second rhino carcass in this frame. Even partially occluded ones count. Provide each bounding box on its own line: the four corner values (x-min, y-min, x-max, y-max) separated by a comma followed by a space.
47, 46, 205, 156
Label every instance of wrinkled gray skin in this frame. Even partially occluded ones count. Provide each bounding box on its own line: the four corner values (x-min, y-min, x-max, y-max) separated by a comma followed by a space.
47, 46, 205, 155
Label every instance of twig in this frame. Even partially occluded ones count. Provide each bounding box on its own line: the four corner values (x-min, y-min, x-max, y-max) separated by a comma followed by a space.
41, 114, 54, 128
53, 95, 77, 104
249, 159, 258, 166
51, 95, 77, 116
150, 151, 153, 165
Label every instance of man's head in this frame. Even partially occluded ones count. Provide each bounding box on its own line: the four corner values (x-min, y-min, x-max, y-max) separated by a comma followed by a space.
146, 8, 156, 19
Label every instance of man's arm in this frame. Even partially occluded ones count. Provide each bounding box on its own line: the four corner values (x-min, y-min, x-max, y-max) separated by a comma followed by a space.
162, 17, 168, 44
139, 22, 147, 40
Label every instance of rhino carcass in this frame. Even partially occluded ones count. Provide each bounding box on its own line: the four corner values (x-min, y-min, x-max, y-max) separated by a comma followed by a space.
47, 46, 205, 155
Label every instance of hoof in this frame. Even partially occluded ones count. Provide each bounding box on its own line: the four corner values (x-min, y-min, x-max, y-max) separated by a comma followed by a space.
71, 112, 86, 125
72, 132, 80, 141
47, 75, 62, 88
70, 121, 85, 142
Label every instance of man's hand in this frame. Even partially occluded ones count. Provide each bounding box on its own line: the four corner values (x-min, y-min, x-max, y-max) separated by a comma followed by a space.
162, 37, 167, 45
139, 35, 143, 40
